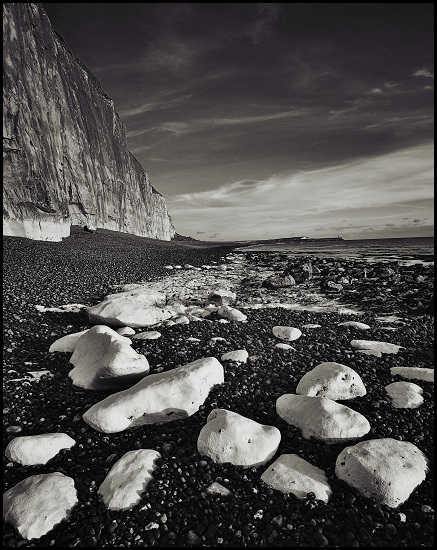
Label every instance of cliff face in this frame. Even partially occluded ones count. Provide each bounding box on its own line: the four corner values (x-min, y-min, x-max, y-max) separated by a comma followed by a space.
3, 3, 175, 241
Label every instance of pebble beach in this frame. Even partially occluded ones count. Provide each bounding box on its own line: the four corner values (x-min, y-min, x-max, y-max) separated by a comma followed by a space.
3, 228, 434, 547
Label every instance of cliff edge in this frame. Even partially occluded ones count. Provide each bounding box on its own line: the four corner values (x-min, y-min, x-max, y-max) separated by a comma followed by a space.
3, 3, 175, 241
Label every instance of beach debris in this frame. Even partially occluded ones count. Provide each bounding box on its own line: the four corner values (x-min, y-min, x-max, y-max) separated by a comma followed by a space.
3, 473, 78, 540
221, 349, 249, 363
5, 433, 76, 466
69, 325, 149, 390
390, 367, 434, 383
98, 449, 160, 511
296, 362, 366, 400
385, 381, 424, 409
302, 323, 322, 329
207, 289, 236, 306
49, 329, 89, 353
276, 394, 370, 443
261, 454, 332, 503
350, 339, 403, 354
197, 409, 281, 467
338, 321, 371, 330
83, 357, 224, 433
322, 280, 343, 293
335, 439, 428, 508
262, 275, 296, 289
272, 326, 302, 341
132, 331, 162, 340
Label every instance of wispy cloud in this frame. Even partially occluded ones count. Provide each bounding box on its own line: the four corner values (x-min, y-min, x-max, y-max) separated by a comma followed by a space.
167, 143, 434, 240
413, 68, 434, 78
121, 95, 192, 118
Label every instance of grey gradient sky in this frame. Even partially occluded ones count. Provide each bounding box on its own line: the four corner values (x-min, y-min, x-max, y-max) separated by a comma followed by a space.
42, 3, 434, 241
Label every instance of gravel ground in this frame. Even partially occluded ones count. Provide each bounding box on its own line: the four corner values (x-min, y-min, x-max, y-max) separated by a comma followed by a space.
3, 228, 434, 547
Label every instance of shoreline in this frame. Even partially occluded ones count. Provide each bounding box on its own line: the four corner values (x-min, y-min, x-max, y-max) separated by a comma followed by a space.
3, 230, 434, 547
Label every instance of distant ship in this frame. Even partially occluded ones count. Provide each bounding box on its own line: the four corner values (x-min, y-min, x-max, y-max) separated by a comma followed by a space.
289, 235, 344, 242
302, 235, 344, 242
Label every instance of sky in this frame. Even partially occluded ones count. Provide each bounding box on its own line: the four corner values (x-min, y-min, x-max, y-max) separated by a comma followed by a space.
41, 3, 434, 241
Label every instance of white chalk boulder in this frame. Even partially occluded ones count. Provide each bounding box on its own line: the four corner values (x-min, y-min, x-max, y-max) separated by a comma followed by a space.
49, 329, 89, 353
87, 288, 174, 327
385, 382, 424, 408
335, 438, 428, 508
69, 325, 150, 390
272, 326, 302, 341
275, 343, 296, 350
197, 409, 281, 467
98, 449, 160, 510
3, 473, 78, 540
221, 349, 249, 363
390, 367, 434, 383
276, 394, 370, 443
83, 357, 224, 433
5, 433, 76, 466
338, 321, 370, 330
261, 454, 332, 503
217, 306, 247, 322
296, 362, 366, 400
350, 339, 403, 354
132, 331, 162, 340
116, 327, 136, 336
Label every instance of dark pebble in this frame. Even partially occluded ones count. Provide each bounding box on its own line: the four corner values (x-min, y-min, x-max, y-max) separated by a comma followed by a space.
186, 530, 202, 546
314, 531, 329, 546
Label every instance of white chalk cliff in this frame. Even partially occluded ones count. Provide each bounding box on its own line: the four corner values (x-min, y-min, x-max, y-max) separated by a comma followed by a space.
3, 3, 175, 241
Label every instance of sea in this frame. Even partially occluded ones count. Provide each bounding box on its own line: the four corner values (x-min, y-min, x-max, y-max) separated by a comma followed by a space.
234, 236, 434, 265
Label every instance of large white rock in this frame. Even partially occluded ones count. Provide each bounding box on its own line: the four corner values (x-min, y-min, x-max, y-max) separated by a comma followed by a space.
83, 357, 224, 433
335, 439, 428, 508
197, 409, 281, 467
385, 382, 424, 408
276, 394, 370, 443
69, 325, 150, 390
87, 288, 174, 327
350, 339, 403, 354
5, 433, 76, 466
98, 449, 160, 510
261, 454, 332, 503
390, 367, 434, 383
272, 326, 302, 341
49, 330, 89, 353
296, 362, 366, 400
217, 306, 247, 322
221, 349, 249, 363
3, 473, 78, 540
338, 321, 370, 330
